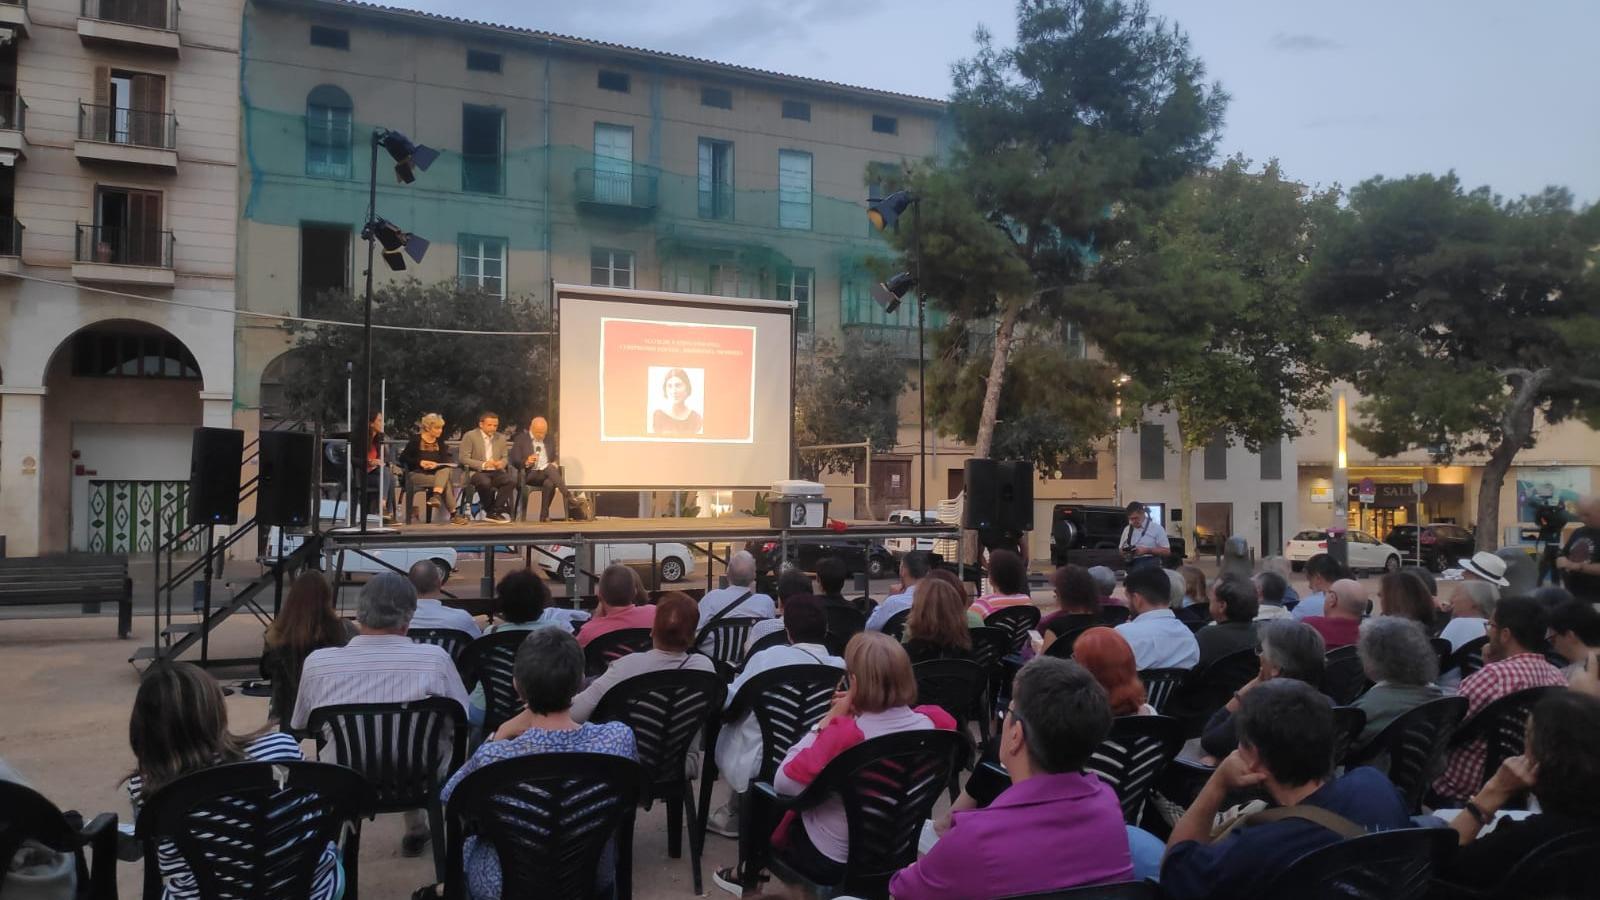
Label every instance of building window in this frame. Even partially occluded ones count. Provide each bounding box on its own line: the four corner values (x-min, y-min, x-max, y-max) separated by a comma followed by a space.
1059, 457, 1099, 479
90, 68, 166, 147
701, 86, 732, 109
1139, 423, 1165, 481
778, 150, 812, 230
300, 223, 350, 315
309, 25, 349, 50
1260, 438, 1283, 480
1204, 434, 1228, 480
466, 49, 502, 73
782, 99, 811, 121
598, 70, 630, 93
592, 122, 635, 204
697, 138, 733, 220
777, 267, 813, 333
71, 329, 199, 379
89, 186, 165, 267
709, 264, 759, 298
461, 105, 504, 194
305, 84, 352, 178
457, 234, 507, 298
590, 248, 634, 288
872, 114, 898, 135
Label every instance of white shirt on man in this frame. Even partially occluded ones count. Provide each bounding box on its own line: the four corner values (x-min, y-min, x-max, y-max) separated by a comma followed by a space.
290, 633, 470, 731
696, 584, 777, 629
716, 642, 843, 791
479, 430, 499, 463
1114, 608, 1201, 670
409, 597, 481, 638
1440, 616, 1489, 651
865, 588, 915, 632
1291, 590, 1327, 620
528, 437, 548, 471
1119, 519, 1170, 553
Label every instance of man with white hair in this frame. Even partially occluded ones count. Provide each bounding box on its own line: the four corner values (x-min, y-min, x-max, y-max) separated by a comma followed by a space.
1301, 578, 1367, 649
1441, 581, 1498, 651
698, 550, 777, 629
1557, 495, 1600, 604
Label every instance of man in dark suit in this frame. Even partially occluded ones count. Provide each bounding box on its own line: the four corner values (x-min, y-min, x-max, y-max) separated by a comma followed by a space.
512, 416, 580, 521
461, 411, 516, 522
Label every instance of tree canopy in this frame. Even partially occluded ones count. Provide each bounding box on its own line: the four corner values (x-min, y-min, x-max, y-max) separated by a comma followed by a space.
795, 334, 908, 477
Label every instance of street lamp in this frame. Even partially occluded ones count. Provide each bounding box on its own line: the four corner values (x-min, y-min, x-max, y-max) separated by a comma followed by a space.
866, 191, 927, 520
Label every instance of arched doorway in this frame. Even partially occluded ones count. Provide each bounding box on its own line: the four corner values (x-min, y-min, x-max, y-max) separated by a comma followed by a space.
258, 347, 314, 431
41, 320, 204, 553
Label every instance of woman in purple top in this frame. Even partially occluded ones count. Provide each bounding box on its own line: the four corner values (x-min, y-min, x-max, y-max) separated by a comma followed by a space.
891, 657, 1133, 899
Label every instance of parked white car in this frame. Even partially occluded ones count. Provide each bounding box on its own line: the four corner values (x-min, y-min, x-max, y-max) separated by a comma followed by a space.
1285, 528, 1403, 574
533, 541, 696, 583
884, 508, 941, 557
261, 499, 459, 579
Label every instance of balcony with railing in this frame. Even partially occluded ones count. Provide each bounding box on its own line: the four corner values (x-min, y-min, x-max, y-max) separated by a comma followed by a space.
0, 92, 26, 161
0, 0, 32, 39
73, 222, 175, 286
0, 216, 21, 273
78, 0, 179, 52
75, 102, 178, 169
574, 167, 658, 216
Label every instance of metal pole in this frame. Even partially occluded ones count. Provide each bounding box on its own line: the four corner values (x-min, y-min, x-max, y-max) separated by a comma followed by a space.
913, 199, 926, 522
1330, 388, 1350, 568
199, 527, 214, 665
356, 130, 379, 535
151, 495, 162, 652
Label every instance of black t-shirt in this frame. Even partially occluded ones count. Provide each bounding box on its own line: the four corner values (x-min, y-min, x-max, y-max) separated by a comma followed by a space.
1563, 526, 1600, 601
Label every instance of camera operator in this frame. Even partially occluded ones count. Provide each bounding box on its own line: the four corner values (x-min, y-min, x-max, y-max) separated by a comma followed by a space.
1556, 495, 1600, 605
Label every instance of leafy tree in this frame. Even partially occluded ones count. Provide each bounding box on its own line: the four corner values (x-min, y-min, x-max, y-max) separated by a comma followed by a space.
795, 334, 908, 478
1083, 156, 1342, 545
881, 0, 1227, 475
280, 280, 550, 440
1304, 174, 1600, 549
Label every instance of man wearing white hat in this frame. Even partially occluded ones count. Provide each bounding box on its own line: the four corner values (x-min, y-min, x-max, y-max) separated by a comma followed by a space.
1458, 550, 1512, 589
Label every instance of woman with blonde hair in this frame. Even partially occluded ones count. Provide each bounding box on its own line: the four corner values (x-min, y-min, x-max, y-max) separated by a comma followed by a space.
399, 412, 468, 525
903, 577, 974, 664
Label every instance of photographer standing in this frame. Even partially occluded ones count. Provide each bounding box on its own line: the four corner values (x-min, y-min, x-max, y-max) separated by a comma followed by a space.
1556, 496, 1600, 605
1119, 501, 1171, 572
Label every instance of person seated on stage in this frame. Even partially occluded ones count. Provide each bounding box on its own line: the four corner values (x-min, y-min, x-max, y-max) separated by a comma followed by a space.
697, 550, 777, 631
903, 577, 975, 664
259, 571, 355, 725
816, 555, 869, 618
461, 410, 516, 523
746, 568, 813, 652
406, 559, 480, 639
865, 550, 932, 633
398, 412, 468, 525
1159, 680, 1410, 900
576, 564, 657, 649
359, 411, 398, 525
511, 415, 581, 522
971, 549, 1034, 619
1302, 579, 1367, 650
890, 657, 1133, 900
708, 595, 843, 840
570, 592, 716, 723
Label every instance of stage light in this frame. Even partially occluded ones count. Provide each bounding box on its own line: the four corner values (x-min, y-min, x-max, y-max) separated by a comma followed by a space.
870, 271, 917, 314
377, 129, 438, 184
867, 190, 915, 231
364, 218, 428, 271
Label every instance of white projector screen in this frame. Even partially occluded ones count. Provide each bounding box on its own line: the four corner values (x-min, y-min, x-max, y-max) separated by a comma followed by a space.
556, 284, 794, 489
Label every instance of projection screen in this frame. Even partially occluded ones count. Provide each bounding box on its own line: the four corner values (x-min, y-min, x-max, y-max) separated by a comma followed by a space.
556, 284, 794, 489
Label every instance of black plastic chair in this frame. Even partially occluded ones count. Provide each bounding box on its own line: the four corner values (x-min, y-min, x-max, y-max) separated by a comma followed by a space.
1043, 625, 1093, 659
697, 617, 762, 680
743, 729, 968, 898
743, 628, 790, 667
443, 752, 642, 900
1100, 606, 1131, 626
1137, 668, 1190, 714
823, 605, 866, 656
583, 627, 654, 677
1256, 827, 1455, 899
1001, 881, 1158, 899
304, 697, 467, 885
408, 628, 473, 670
882, 608, 911, 641
1450, 685, 1564, 791
914, 658, 989, 730
134, 761, 371, 900
969, 625, 1014, 740
590, 668, 726, 896
1324, 646, 1374, 706
1429, 637, 1453, 673
1174, 647, 1258, 736
1347, 695, 1469, 814
985, 605, 1042, 654
1444, 635, 1489, 680
0, 781, 118, 900
1484, 826, 1600, 899
1331, 705, 1368, 768
1088, 714, 1185, 823
458, 630, 529, 734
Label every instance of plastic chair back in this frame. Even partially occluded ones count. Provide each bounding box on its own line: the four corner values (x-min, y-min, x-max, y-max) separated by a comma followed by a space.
1137, 668, 1190, 714
742, 629, 790, 667
984, 605, 1042, 654
727, 664, 841, 785
1454, 685, 1564, 788
697, 617, 761, 679
1349, 695, 1469, 814
882, 608, 910, 641
1323, 647, 1373, 706
1258, 827, 1456, 899
590, 669, 726, 789
407, 628, 473, 668
1087, 714, 1184, 823
913, 658, 988, 731
304, 697, 466, 813
583, 627, 653, 677
459, 630, 530, 732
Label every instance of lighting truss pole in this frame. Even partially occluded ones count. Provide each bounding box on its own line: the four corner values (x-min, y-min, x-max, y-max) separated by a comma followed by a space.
355, 130, 380, 534
912, 198, 926, 521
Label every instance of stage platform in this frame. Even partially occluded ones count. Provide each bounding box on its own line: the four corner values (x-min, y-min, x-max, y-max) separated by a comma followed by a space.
320, 515, 957, 550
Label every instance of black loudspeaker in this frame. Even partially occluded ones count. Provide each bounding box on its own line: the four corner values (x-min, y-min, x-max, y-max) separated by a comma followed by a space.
962, 459, 999, 531
257, 431, 314, 527
189, 427, 244, 525
996, 460, 1034, 533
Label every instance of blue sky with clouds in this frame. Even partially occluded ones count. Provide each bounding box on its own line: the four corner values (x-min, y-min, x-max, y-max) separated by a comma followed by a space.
399, 0, 1598, 204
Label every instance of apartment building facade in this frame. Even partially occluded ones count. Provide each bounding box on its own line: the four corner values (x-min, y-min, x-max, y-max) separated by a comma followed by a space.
0, 0, 240, 556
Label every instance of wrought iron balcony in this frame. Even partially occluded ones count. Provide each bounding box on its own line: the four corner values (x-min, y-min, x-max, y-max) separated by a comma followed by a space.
78, 102, 176, 148
76, 222, 174, 268
0, 216, 21, 257
574, 167, 659, 212
80, 0, 175, 31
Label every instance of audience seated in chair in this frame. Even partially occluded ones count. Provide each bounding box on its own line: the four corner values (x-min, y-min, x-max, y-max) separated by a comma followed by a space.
259, 570, 355, 725
1252, 570, 1294, 621
1090, 565, 1126, 609
716, 631, 956, 894
1289, 553, 1349, 621
891, 657, 1134, 899
707, 595, 842, 840
969, 549, 1033, 618
576, 564, 657, 649
129, 662, 343, 900
569, 592, 716, 723
866, 550, 932, 632
1439, 690, 1600, 893
1546, 597, 1600, 683
1440, 580, 1498, 651
1195, 576, 1260, 670
1433, 596, 1568, 805
1199, 619, 1326, 762
697, 551, 777, 631
745, 568, 814, 652
1038, 564, 1102, 654
1350, 616, 1443, 749
291, 572, 470, 859
1114, 567, 1200, 670
903, 576, 976, 664
1378, 569, 1440, 634
1302, 579, 1367, 650
816, 555, 870, 618
406, 559, 480, 639
1172, 567, 1210, 629
1156, 680, 1411, 900
442, 627, 637, 900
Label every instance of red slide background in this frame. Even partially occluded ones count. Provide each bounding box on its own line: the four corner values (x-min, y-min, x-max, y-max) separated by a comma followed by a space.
601, 318, 755, 440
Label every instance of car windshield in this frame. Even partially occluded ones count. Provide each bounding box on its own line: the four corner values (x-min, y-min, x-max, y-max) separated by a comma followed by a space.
1292, 530, 1326, 541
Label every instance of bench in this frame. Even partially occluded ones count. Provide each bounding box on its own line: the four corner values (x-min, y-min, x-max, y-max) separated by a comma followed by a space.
0, 553, 133, 637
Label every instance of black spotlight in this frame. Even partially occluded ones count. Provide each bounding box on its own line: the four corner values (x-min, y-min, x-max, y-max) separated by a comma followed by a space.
377, 129, 438, 184
870, 271, 917, 314
867, 190, 915, 231
364, 218, 429, 271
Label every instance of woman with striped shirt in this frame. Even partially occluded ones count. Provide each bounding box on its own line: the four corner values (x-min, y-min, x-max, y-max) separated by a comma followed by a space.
126, 663, 341, 900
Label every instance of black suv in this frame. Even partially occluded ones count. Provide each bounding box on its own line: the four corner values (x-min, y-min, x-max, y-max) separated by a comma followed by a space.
745, 539, 899, 581
1383, 523, 1475, 572
1049, 503, 1185, 569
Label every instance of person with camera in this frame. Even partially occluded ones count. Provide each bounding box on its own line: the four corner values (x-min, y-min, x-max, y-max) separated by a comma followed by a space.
1119, 501, 1171, 571
1556, 495, 1600, 604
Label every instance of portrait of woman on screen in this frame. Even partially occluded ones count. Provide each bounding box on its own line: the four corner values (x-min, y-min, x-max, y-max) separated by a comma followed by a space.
649, 366, 705, 436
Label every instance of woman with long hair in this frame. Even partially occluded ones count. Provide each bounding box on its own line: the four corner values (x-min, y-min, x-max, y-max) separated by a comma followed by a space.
259, 571, 354, 723
651, 367, 704, 435
1039, 565, 1102, 655
1378, 569, 1439, 633
970, 549, 1033, 618
903, 577, 974, 663
127, 663, 340, 900
1071, 627, 1153, 716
